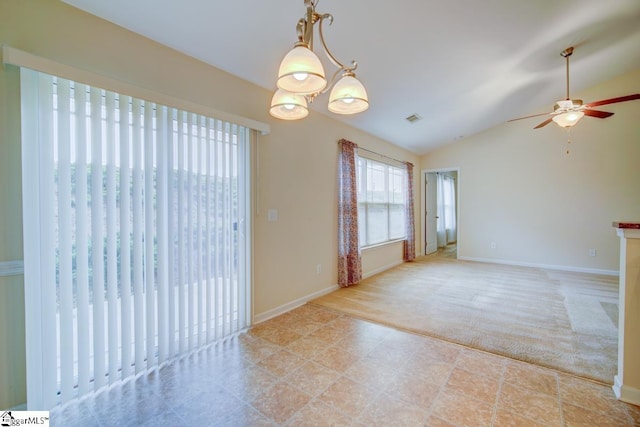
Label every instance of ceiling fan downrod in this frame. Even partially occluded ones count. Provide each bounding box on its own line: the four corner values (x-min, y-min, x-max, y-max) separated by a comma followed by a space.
561, 47, 574, 100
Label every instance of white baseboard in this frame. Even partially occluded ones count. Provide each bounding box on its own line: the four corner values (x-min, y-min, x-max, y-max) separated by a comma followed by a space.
363, 260, 404, 279
0, 260, 24, 277
254, 257, 409, 324
253, 284, 339, 324
613, 375, 640, 405
458, 256, 619, 276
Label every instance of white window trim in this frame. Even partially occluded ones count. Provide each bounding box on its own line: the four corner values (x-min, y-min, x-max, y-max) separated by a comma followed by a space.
361, 238, 406, 251
2, 45, 270, 135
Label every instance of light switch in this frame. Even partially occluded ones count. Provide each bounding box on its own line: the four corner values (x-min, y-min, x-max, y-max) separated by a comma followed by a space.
267, 209, 278, 222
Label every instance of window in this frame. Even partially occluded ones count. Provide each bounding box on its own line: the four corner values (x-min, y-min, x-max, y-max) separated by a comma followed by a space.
357, 156, 406, 247
20, 68, 251, 408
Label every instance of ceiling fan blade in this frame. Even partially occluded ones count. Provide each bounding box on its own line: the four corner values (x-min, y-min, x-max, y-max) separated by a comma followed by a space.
507, 112, 551, 122
585, 94, 640, 108
584, 109, 614, 119
534, 118, 553, 129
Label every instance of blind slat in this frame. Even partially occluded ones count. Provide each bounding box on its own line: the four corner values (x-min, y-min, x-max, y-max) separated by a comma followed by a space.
144, 102, 156, 368
222, 125, 230, 337
57, 78, 74, 403
230, 125, 238, 332
187, 113, 195, 351
132, 98, 145, 373
177, 113, 186, 355
238, 127, 248, 329
39, 73, 59, 408
205, 118, 213, 343
20, 69, 45, 409
157, 105, 169, 364
74, 82, 91, 395
166, 108, 176, 358
90, 86, 106, 390
105, 91, 119, 384
119, 94, 132, 380
196, 117, 204, 347
212, 120, 220, 340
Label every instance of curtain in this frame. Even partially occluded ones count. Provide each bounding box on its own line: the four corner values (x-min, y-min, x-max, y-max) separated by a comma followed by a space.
20, 68, 251, 409
338, 139, 362, 287
403, 162, 416, 261
444, 175, 457, 243
436, 173, 447, 247
436, 173, 457, 247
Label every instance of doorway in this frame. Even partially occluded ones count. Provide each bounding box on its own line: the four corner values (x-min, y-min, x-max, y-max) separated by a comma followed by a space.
424, 170, 458, 258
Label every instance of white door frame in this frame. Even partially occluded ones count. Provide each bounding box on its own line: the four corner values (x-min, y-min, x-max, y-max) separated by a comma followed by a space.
421, 167, 461, 257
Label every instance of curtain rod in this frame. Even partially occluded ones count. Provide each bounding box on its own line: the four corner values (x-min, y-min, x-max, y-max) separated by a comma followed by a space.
339, 141, 407, 165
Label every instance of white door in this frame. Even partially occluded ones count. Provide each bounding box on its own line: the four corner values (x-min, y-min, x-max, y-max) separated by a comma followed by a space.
425, 172, 438, 254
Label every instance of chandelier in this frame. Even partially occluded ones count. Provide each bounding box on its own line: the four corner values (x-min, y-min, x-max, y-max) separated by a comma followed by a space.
269, 0, 369, 120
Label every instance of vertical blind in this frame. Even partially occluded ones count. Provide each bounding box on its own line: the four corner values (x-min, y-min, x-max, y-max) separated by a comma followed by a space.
20, 68, 251, 409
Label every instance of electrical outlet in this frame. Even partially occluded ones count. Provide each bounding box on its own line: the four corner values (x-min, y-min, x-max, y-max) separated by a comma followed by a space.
490, 241, 497, 249
589, 248, 596, 257
316, 264, 322, 274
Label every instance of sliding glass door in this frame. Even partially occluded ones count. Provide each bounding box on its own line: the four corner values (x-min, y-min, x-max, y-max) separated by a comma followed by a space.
20, 68, 251, 409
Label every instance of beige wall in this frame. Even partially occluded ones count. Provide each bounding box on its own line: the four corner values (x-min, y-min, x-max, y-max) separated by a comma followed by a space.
256, 120, 421, 318
0, 0, 419, 407
0, 42, 26, 408
421, 68, 640, 273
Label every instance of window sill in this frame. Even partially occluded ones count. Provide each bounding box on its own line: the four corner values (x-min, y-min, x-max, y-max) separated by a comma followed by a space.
361, 238, 406, 252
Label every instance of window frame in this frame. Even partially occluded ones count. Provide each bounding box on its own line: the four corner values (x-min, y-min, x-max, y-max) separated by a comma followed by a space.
357, 155, 407, 249
20, 67, 253, 408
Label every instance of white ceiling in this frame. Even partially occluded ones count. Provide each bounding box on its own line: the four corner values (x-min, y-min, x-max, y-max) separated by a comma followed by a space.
62, 0, 640, 154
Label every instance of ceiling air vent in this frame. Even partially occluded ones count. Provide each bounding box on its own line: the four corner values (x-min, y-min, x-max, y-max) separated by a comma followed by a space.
405, 113, 422, 123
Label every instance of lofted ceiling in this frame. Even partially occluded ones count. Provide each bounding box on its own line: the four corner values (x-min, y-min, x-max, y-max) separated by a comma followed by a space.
62, 0, 640, 154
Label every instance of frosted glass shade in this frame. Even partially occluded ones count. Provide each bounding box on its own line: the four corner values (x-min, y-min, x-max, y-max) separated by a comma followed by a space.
552, 111, 584, 127
277, 45, 327, 94
269, 89, 309, 120
328, 74, 369, 114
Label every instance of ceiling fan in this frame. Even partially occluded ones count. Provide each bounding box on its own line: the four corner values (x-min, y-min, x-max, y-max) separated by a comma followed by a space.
508, 46, 640, 129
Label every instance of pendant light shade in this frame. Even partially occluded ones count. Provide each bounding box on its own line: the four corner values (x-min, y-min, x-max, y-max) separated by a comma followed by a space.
277, 44, 327, 95
269, 1, 369, 120
269, 89, 309, 120
328, 73, 369, 114
552, 111, 584, 127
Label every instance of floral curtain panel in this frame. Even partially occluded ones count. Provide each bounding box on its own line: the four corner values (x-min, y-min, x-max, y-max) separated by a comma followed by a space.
403, 162, 416, 261
338, 139, 362, 287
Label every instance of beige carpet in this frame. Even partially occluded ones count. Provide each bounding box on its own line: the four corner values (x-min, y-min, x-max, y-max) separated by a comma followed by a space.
311, 255, 619, 384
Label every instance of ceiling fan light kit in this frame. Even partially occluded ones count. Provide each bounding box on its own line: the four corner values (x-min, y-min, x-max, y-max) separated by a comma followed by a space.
552, 111, 584, 127
508, 46, 640, 129
269, 0, 369, 120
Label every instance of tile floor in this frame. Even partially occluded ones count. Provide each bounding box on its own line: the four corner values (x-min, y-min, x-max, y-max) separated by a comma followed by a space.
50, 304, 640, 426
